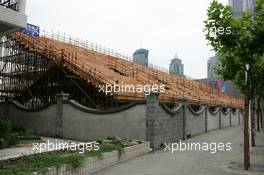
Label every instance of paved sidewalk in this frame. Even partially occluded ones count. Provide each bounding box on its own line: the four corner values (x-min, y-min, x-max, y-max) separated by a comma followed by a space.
91, 126, 264, 175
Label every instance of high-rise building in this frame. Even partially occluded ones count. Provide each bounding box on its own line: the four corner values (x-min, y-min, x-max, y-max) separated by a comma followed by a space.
169, 54, 184, 75
195, 78, 243, 98
207, 55, 221, 80
133, 48, 149, 66
229, 0, 256, 17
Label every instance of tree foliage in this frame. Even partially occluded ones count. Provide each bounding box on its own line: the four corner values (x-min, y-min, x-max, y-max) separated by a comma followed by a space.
204, 0, 264, 97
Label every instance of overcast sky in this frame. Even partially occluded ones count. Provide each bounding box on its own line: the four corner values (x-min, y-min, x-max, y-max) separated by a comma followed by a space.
26, 0, 228, 79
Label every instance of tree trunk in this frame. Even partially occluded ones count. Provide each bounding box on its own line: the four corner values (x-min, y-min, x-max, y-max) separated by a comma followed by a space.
244, 95, 250, 170
251, 99, 255, 147
257, 99, 260, 132
259, 101, 263, 129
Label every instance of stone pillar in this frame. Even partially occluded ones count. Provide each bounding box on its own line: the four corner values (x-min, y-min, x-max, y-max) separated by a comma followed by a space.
55, 92, 69, 138
178, 97, 187, 140
146, 92, 161, 151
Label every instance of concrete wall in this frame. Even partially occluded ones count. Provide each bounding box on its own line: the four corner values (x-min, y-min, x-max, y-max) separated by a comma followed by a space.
221, 111, 230, 128
0, 93, 243, 149
185, 106, 206, 136
0, 97, 147, 141
207, 109, 220, 131
0, 102, 57, 137
63, 102, 146, 141
231, 111, 239, 126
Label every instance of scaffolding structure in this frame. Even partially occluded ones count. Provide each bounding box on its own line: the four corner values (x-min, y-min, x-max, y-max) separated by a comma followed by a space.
0, 31, 244, 110
0, 33, 130, 109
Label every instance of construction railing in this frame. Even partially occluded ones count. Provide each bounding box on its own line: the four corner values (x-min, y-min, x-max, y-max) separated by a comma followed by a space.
12, 32, 114, 89
40, 30, 244, 108
10, 31, 244, 108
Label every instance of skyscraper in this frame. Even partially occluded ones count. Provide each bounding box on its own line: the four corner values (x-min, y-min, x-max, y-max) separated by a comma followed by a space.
207, 55, 221, 80
133, 48, 149, 66
169, 54, 184, 75
229, 0, 256, 17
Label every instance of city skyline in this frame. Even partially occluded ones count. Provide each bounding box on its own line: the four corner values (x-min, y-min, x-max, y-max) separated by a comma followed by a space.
26, 0, 228, 79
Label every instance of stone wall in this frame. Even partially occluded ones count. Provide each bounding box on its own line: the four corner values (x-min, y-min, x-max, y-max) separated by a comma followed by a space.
146, 93, 184, 150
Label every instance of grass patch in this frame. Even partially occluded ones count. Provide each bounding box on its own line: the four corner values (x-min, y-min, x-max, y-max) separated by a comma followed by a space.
0, 142, 124, 175
85, 143, 123, 158
0, 151, 85, 175
19, 133, 41, 141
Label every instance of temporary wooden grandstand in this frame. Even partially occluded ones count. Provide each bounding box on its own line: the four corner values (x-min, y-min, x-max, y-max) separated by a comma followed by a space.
0, 31, 244, 109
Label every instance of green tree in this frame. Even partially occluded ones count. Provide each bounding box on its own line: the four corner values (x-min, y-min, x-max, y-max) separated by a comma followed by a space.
204, 0, 264, 170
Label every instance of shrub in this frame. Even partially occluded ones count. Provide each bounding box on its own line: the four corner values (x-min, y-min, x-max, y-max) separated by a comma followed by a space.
5, 134, 17, 146
96, 139, 103, 144
12, 124, 26, 136
0, 119, 11, 138
0, 118, 17, 148
21, 134, 41, 140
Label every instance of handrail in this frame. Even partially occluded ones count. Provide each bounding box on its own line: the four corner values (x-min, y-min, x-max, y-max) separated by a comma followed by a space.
41, 30, 134, 63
